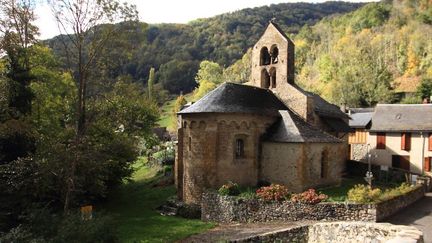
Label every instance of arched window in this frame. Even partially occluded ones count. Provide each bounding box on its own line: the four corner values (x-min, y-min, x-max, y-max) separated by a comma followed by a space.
269, 67, 276, 88
270, 45, 279, 64
235, 139, 244, 158
261, 69, 270, 89
260, 47, 271, 66
321, 150, 328, 178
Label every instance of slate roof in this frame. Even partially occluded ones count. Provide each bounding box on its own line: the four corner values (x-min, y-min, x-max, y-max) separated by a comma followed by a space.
349, 110, 373, 128
265, 110, 342, 143
370, 104, 432, 132
349, 112, 373, 128
322, 117, 354, 133
307, 92, 349, 119
178, 82, 287, 116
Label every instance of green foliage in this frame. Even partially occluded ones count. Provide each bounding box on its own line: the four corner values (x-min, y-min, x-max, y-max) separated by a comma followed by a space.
291, 189, 328, 204
347, 184, 382, 203
238, 187, 257, 199
158, 59, 199, 94
350, 3, 391, 31
417, 78, 432, 99
347, 183, 416, 204
147, 67, 155, 100
223, 49, 251, 84
400, 94, 422, 104
53, 213, 118, 243
47, 2, 364, 94
218, 181, 240, 196
195, 60, 223, 84
104, 162, 214, 242
173, 95, 187, 113
296, 0, 432, 106
256, 184, 290, 201
0, 211, 118, 243
378, 183, 415, 202
192, 79, 217, 101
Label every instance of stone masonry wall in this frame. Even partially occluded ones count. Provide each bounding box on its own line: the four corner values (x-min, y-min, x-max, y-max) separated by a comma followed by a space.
261, 143, 346, 193
177, 113, 276, 204
201, 185, 425, 223
351, 143, 368, 161
376, 185, 426, 221
237, 222, 423, 243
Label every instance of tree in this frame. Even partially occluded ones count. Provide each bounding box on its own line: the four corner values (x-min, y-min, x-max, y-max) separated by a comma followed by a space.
195, 60, 223, 85
147, 67, 155, 100
223, 48, 252, 83
158, 59, 198, 94
0, 0, 39, 164
49, 0, 138, 212
417, 78, 432, 99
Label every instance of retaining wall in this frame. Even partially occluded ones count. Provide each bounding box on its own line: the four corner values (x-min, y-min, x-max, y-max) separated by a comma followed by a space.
235, 222, 423, 243
201, 185, 425, 223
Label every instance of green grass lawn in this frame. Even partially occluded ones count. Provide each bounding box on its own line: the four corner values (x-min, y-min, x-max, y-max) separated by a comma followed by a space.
158, 99, 176, 129
158, 93, 193, 131
104, 159, 214, 242
318, 177, 366, 202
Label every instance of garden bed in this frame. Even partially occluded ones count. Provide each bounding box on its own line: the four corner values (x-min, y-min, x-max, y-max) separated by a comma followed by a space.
202, 183, 426, 223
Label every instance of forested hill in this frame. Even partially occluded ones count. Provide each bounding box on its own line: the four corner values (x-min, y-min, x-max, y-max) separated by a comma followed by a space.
294, 0, 432, 107
46, 1, 364, 94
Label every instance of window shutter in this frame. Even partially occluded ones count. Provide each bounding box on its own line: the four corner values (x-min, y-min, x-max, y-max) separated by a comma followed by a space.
425, 157, 431, 172
377, 132, 386, 149
401, 133, 411, 151
429, 133, 432, 151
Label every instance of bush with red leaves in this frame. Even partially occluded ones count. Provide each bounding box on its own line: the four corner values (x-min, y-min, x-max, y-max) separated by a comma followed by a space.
256, 184, 290, 201
291, 189, 328, 204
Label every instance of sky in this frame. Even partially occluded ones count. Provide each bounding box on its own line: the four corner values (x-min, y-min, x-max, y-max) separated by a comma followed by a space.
34, 0, 374, 40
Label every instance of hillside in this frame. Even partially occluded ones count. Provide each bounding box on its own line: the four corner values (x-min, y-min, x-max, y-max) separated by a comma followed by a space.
46, 1, 365, 94
294, 0, 432, 106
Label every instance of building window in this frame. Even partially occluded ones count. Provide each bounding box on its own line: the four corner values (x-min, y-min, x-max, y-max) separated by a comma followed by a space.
235, 139, 245, 159
261, 69, 270, 89
429, 133, 432, 151
188, 137, 191, 151
270, 45, 279, 64
392, 155, 410, 171
269, 67, 276, 88
260, 47, 271, 66
425, 157, 431, 172
376, 132, 386, 149
401, 132, 411, 151
321, 150, 328, 178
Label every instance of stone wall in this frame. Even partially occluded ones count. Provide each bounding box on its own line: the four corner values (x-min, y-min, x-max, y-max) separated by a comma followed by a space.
235, 222, 423, 243
201, 185, 425, 223
176, 113, 276, 204
351, 143, 368, 161
261, 143, 346, 192
376, 185, 426, 221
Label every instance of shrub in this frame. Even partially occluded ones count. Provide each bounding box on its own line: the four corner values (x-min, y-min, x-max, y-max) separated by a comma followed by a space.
238, 188, 257, 199
53, 213, 118, 243
291, 189, 328, 204
347, 184, 382, 203
218, 181, 240, 196
378, 183, 415, 201
256, 184, 290, 201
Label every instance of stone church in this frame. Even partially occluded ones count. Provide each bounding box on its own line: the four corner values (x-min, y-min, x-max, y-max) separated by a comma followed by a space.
175, 22, 351, 204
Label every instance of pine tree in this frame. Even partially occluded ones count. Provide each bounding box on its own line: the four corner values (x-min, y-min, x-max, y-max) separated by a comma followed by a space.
147, 67, 155, 100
